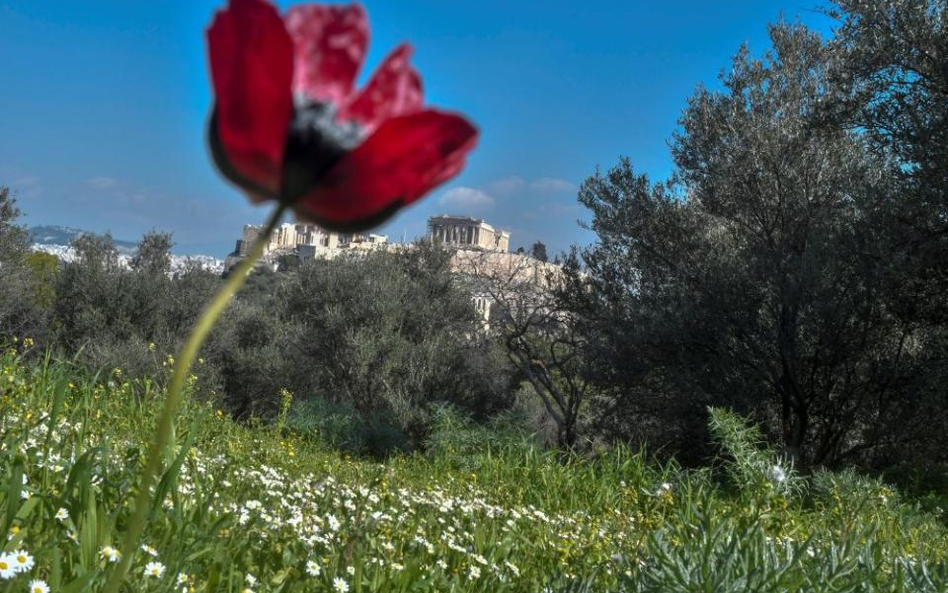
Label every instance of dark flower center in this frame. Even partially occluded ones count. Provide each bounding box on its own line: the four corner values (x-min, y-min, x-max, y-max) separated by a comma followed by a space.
281, 99, 364, 203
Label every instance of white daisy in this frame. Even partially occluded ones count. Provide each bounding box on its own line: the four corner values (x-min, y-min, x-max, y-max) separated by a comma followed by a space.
0, 554, 16, 579
306, 561, 321, 577
54, 508, 69, 522
144, 562, 166, 578
28, 580, 50, 593
100, 546, 121, 563
11, 550, 34, 573
333, 577, 349, 593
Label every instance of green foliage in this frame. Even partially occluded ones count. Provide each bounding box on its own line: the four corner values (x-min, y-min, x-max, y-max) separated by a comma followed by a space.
23, 252, 59, 311
0, 188, 49, 342
529, 241, 548, 263
423, 404, 535, 467
0, 186, 29, 260
1, 351, 947, 593
272, 244, 513, 446
621, 496, 948, 593
51, 232, 219, 388
562, 18, 948, 469
708, 408, 800, 499
4, 229, 513, 456
286, 396, 410, 458
129, 231, 173, 276
827, 0, 947, 234
610, 408, 948, 592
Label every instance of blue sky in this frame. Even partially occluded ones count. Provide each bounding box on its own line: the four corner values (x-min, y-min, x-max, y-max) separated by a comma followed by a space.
0, 1, 833, 257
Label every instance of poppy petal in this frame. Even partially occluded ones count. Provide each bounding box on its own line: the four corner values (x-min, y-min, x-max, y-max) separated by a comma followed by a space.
340, 43, 423, 133
285, 3, 369, 107
207, 0, 294, 197
294, 109, 478, 231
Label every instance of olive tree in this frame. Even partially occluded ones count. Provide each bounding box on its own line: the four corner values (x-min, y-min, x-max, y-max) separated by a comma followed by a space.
566, 23, 947, 466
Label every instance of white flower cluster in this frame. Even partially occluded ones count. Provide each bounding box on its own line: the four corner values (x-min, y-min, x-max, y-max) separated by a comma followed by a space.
0, 363, 640, 593
0, 550, 49, 593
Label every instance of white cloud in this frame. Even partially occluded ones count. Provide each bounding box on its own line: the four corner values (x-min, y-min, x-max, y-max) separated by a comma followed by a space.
530, 177, 576, 193
488, 176, 526, 196
438, 186, 495, 210
86, 176, 118, 190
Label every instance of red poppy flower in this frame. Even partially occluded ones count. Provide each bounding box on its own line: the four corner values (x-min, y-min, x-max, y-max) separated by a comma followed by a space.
207, 0, 478, 232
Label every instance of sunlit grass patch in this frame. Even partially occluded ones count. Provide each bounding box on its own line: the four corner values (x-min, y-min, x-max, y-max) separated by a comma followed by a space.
1, 346, 947, 592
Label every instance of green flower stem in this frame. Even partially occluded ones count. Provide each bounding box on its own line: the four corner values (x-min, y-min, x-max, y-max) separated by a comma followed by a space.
103, 201, 288, 593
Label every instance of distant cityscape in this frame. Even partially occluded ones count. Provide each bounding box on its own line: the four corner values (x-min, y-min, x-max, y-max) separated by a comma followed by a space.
27, 215, 551, 279
29, 225, 226, 275
28, 216, 557, 326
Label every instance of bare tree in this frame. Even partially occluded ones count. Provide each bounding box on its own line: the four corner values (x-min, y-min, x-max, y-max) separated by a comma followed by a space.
454, 250, 589, 450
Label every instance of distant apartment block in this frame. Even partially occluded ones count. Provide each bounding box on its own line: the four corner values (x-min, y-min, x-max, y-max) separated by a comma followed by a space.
226, 223, 389, 272
427, 215, 510, 252
233, 223, 387, 257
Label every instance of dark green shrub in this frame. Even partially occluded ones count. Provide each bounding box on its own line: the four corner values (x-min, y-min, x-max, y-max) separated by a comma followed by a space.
275, 244, 514, 447
0, 188, 48, 343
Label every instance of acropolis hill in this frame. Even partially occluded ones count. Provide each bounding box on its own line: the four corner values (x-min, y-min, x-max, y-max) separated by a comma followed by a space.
226, 214, 524, 272
223, 215, 561, 324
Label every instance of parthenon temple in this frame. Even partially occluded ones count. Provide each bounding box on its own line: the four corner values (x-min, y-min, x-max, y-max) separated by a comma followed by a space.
427, 215, 510, 252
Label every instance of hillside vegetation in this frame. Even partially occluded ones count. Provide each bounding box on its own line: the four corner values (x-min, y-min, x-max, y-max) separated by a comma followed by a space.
2, 344, 948, 593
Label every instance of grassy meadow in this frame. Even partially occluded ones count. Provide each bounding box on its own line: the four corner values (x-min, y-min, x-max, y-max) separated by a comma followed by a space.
2, 342, 948, 593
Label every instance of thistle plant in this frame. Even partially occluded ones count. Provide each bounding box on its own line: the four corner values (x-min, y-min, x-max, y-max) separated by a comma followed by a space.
708, 407, 801, 500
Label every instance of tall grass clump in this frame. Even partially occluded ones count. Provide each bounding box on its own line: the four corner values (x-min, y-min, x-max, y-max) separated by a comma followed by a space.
611, 409, 948, 592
